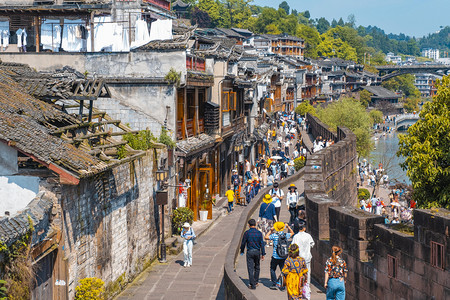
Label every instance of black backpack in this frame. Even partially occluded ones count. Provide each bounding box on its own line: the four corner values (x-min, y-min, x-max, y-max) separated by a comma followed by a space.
276, 232, 289, 259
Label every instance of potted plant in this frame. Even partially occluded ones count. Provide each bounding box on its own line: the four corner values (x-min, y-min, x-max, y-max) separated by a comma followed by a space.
199, 188, 211, 221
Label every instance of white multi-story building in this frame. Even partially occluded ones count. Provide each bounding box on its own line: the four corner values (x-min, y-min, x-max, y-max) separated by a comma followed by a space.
385, 52, 402, 64
414, 73, 440, 98
421, 48, 440, 60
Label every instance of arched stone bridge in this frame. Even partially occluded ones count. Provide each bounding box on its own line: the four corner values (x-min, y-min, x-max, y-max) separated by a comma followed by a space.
376, 65, 450, 81
395, 113, 420, 130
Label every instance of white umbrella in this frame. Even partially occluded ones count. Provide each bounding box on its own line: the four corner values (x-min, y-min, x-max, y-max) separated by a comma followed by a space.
290, 128, 296, 133
271, 155, 282, 160
390, 202, 401, 207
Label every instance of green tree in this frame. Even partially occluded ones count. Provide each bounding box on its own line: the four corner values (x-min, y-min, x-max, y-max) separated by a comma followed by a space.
359, 89, 372, 107
316, 97, 373, 156
295, 101, 316, 116
197, 0, 220, 26
222, 0, 253, 28
266, 23, 281, 35
296, 24, 320, 57
325, 26, 367, 62
331, 19, 338, 28
316, 17, 330, 34
397, 76, 450, 209
303, 10, 310, 19
316, 34, 358, 61
369, 109, 383, 124
337, 17, 345, 26
403, 97, 420, 113
382, 74, 420, 98
279, 1, 289, 15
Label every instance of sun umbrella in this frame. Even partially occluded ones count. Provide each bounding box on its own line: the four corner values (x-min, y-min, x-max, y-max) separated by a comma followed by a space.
391, 202, 401, 207
271, 155, 282, 160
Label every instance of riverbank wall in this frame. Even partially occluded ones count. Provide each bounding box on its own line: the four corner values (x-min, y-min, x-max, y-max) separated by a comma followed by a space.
305, 113, 450, 299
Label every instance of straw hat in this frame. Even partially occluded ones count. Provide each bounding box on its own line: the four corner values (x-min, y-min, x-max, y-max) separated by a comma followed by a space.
182, 222, 191, 228
274, 221, 285, 232
247, 179, 253, 183
263, 194, 272, 204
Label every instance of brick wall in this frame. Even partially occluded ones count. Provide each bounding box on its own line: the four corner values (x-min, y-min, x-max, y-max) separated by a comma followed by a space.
304, 114, 450, 299
61, 149, 171, 298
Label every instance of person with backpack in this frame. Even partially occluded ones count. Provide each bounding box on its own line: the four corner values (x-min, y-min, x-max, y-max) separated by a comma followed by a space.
244, 179, 254, 205
281, 244, 308, 300
265, 221, 294, 290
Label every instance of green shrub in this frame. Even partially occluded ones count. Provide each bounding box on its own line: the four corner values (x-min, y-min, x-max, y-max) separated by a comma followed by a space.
123, 130, 157, 151
294, 157, 306, 171
159, 127, 176, 149
172, 207, 194, 234
75, 277, 104, 300
358, 188, 370, 200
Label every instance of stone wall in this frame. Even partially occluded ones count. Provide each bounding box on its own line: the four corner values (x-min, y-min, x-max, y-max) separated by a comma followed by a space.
304, 114, 450, 299
61, 149, 171, 298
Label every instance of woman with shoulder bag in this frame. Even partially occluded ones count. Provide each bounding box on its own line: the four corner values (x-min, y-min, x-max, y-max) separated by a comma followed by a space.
181, 222, 196, 268
281, 244, 308, 300
324, 246, 348, 300
286, 184, 299, 224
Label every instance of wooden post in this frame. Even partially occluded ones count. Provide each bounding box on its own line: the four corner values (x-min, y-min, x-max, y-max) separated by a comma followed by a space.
34, 16, 40, 52
90, 11, 95, 52
79, 100, 84, 121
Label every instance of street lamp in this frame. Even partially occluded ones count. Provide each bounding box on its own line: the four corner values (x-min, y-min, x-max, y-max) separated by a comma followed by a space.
156, 169, 168, 263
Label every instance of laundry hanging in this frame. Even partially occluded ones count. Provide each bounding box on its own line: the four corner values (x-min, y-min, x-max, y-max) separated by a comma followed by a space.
41, 20, 61, 52
0, 21, 9, 50
149, 19, 173, 41
61, 19, 84, 52
130, 19, 150, 49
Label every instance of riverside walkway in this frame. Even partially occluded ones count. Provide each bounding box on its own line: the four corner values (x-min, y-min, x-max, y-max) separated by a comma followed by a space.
234, 174, 325, 299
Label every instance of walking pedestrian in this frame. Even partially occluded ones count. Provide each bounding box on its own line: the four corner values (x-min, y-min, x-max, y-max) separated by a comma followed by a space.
181, 222, 196, 267
225, 186, 235, 213
258, 194, 277, 238
261, 165, 268, 188
270, 182, 284, 221
281, 244, 308, 300
324, 246, 348, 300
240, 219, 266, 290
265, 222, 294, 290
231, 170, 240, 194
244, 179, 254, 205
286, 184, 299, 224
292, 221, 315, 293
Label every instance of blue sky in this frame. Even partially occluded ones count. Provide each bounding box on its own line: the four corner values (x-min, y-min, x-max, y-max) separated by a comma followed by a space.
251, 0, 449, 37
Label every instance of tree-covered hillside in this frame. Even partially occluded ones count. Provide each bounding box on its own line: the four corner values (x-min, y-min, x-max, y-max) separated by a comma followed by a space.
179, 0, 447, 60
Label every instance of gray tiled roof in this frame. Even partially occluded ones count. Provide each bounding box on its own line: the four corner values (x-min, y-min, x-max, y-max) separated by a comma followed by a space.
361, 86, 401, 99
176, 133, 215, 156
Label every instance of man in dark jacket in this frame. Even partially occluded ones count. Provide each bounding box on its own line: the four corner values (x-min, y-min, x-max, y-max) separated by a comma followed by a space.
240, 219, 266, 289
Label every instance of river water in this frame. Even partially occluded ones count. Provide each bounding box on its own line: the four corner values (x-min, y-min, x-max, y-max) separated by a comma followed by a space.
369, 131, 411, 184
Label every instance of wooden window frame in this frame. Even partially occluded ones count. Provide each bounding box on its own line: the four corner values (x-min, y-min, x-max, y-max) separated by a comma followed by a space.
431, 241, 444, 270
387, 255, 397, 279
222, 91, 230, 112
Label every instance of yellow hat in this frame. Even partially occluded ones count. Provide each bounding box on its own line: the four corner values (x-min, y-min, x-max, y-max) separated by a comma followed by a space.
263, 194, 272, 203
289, 184, 297, 189
247, 179, 253, 183
274, 221, 285, 232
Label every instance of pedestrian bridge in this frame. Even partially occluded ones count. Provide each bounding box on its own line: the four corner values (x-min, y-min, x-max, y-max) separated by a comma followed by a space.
376, 65, 450, 81
395, 113, 420, 130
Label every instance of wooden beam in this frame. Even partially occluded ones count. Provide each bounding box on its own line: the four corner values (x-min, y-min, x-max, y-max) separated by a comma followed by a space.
53, 120, 121, 134
92, 140, 128, 150
71, 130, 139, 143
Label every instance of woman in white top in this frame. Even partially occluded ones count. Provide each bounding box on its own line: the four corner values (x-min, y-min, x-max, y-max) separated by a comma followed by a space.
286, 184, 299, 224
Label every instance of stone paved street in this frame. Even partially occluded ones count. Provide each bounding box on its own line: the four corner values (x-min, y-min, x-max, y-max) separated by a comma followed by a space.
116, 203, 246, 300
235, 174, 326, 300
